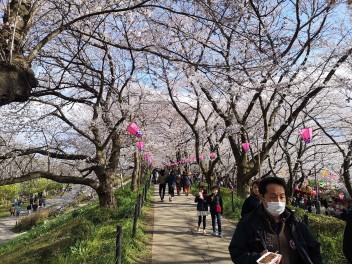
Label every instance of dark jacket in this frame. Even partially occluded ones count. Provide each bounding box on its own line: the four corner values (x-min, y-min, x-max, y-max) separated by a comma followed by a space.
167, 173, 176, 188
206, 193, 223, 214
229, 205, 322, 264
241, 194, 260, 217
195, 193, 209, 212
184, 175, 192, 186
343, 210, 352, 263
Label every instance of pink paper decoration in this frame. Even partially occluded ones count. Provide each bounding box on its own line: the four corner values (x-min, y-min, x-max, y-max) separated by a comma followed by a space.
299, 128, 313, 143
136, 141, 144, 151
126, 122, 142, 137
294, 186, 299, 191
242, 143, 250, 152
210, 152, 216, 160
312, 190, 317, 196
145, 153, 150, 160
339, 193, 345, 200
199, 154, 204, 161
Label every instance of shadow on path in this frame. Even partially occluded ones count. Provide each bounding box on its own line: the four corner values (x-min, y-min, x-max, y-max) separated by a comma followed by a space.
151, 186, 235, 264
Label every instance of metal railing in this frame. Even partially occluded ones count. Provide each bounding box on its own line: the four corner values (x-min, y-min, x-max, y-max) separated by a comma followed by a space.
115, 176, 151, 264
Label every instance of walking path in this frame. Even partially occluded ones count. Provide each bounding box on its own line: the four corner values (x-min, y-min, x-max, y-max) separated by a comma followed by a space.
0, 185, 92, 244
151, 186, 235, 264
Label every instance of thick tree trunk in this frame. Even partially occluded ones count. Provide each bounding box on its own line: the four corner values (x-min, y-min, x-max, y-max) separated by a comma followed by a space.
0, 0, 38, 105
0, 60, 37, 105
96, 177, 117, 208
236, 174, 250, 198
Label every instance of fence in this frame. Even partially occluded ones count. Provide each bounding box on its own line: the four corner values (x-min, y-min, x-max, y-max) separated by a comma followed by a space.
115, 176, 151, 264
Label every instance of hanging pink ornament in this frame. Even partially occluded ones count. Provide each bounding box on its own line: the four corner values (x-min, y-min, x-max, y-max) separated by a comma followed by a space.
242, 142, 250, 152
339, 193, 345, 200
299, 128, 313, 143
136, 141, 144, 151
145, 153, 150, 160
199, 154, 204, 161
126, 122, 142, 137
210, 152, 216, 160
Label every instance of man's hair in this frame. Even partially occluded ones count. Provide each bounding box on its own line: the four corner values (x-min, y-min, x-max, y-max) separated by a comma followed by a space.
259, 177, 287, 196
211, 186, 219, 191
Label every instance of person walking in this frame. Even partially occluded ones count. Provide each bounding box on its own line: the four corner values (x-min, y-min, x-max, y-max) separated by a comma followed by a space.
195, 186, 209, 235
229, 177, 322, 264
175, 173, 182, 195
207, 186, 223, 237
167, 169, 176, 202
183, 172, 192, 196
157, 169, 168, 202
241, 180, 261, 217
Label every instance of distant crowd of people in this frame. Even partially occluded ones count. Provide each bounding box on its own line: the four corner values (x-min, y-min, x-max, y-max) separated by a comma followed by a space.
9, 193, 46, 217
291, 192, 351, 220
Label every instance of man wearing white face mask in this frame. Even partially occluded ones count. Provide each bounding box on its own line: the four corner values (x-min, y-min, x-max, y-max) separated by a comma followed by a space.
229, 177, 322, 264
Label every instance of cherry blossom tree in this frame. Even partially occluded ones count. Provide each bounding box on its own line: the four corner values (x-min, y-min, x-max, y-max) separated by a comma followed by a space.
0, 0, 152, 106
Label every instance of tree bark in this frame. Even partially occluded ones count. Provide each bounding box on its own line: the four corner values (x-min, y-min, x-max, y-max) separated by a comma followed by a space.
0, 0, 38, 105
96, 178, 117, 208
130, 151, 139, 191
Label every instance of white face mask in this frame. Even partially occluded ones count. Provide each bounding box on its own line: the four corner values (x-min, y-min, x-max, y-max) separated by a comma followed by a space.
265, 200, 286, 217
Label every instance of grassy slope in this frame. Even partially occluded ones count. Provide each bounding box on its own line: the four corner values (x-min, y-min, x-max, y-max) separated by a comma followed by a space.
0, 185, 152, 264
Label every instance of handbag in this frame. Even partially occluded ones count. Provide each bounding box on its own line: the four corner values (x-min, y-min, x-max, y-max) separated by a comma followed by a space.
216, 204, 221, 213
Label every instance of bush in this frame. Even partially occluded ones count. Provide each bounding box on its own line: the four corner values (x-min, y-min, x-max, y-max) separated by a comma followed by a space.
14, 208, 52, 231
78, 207, 113, 224
69, 218, 94, 240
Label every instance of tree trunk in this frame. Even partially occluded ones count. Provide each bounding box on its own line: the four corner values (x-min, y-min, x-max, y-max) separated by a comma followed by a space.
0, 0, 38, 106
0, 62, 37, 105
96, 173, 117, 208
236, 174, 250, 198
130, 151, 139, 191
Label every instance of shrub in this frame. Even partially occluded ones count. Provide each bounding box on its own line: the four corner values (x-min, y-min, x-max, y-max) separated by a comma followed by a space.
69, 218, 94, 240
14, 208, 52, 231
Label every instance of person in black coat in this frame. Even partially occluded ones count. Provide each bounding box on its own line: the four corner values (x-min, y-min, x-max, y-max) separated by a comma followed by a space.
343, 210, 352, 263
206, 186, 223, 237
195, 186, 209, 234
167, 170, 176, 202
229, 177, 322, 264
241, 180, 261, 217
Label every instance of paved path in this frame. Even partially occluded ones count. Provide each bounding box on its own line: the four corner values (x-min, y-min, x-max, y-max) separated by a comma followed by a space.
0, 215, 24, 243
151, 186, 235, 264
0, 185, 92, 244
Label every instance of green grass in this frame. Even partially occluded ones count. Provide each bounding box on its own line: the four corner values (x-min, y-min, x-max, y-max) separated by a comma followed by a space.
0, 184, 153, 264
0, 205, 11, 219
